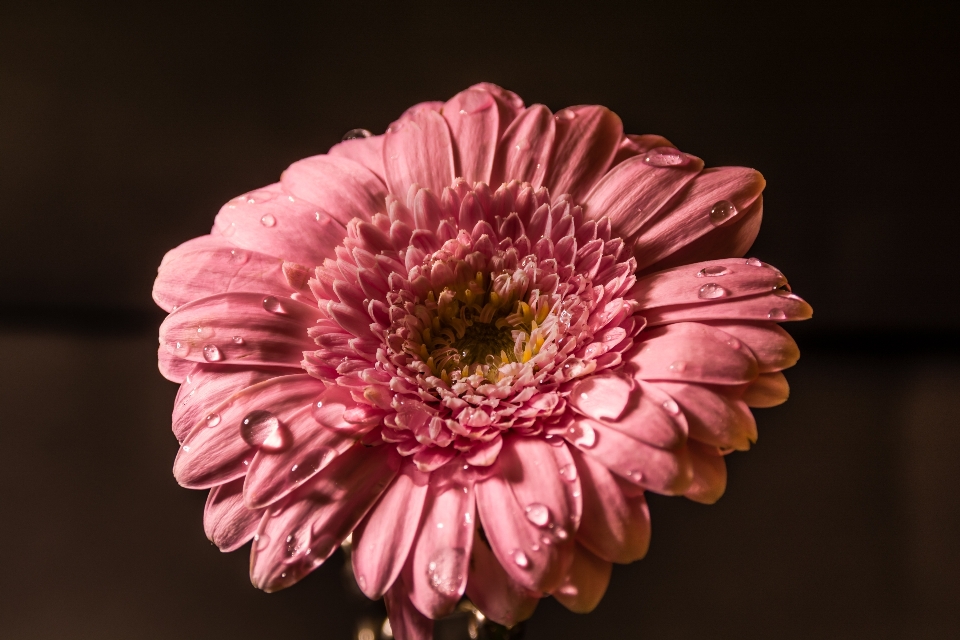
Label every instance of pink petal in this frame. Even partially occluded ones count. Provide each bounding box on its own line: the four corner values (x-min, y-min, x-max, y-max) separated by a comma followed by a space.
443, 87, 500, 185
242, 403, 354, 508
571, 450, 650, 564
172, 364, 299, 442
384, 108, 455, 196
471, 82, 524, 124
385, 577, 434, 640
203, 478, 264, 552
174, 374, 323, 489
159, 292, 321, 369
280, 155, 387, 226
582, 153, 704, 241
544, 106, 623, 202
568, 372, 635, 422
630, 167, 765, 271
158, 344, 196, 383
490, 104, 555, 188
475, 436, 577, 593
327, 134, 386, 179
643, 290, 813, 326
605, 379, 689, 449
405, 466, 476, 618
569, 419, 693, 495
742, 371, 790, 408
153, 236, 287, 313
551, 543, 612, 614
655, 381, 757, 451
640, 196, 764, 274
353, 462, 430, 599
213, 184, 347, 266
684, 439, 727, 504
465, 530, 540, 627
631, 260, 787, 309
628, 322, 759, 385
250, 444, 399, 592
704, 321, 800, 372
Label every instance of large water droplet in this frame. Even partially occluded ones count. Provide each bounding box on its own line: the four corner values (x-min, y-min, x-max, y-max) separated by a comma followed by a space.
342, 128, 373, 141
555, 109, 577, 122
240, 410, 281, 448
643, 146, 687, 167
230, 249, 248, 264
262, 296, 286, 314
205, 413, 221, 427
669, 360, 687, 374
709, 200, 738, 226
559, 462, 578, 482
426, 548, 466, 596
524, 503, 551, 527
513, 550, 530, 568
196, 325, 214, 339
745, 257, 763, 267
698, 283, 727, 299
202, 344, 222, 362
566, 422, 597, 448
260, 213, 276, 227
696, 265, 728, 278
767, 308, 787, 320
170, 341, 190, 356
662, 399, 680, 415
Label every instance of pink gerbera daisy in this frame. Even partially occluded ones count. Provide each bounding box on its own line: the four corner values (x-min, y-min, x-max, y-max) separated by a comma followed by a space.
154, 83, 810, 639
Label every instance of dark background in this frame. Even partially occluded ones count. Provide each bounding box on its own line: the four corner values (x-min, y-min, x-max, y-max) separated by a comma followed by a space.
1, 1, 958, 638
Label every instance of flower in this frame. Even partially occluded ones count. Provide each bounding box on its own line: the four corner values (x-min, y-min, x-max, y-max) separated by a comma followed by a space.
154, 83, 810, 639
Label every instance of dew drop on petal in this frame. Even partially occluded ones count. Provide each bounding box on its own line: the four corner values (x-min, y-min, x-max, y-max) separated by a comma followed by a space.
559, 463, 578, 482
555, 109, 577, 121
262, 296, 285, 314
342, 128, 373, 141
290, 447, 336, 484
643, 146, 687, 167
171, 341, 190, 356
205, 413, 221, 427
232, 336, 244, 345
746, 257, 763, 267
566, 422, 596, 448
768, 308, 787, 320
524, 503, 551, 527
254, 533, 271, 552
202, 344, 222, 362
727, 337, 742, 350
513, 550, 530, 568
426, 548, 466, 596
698, 283, 727, 299
662, 399, 680, 415
197, 325, 213, 339
260, 213, 276, 227
230, 249, 249, 264
555, 528, 569, 540
240, 410, 280, 447
696, 265, 728, 278
709, 200, 738, 226
669, 360, 687, 374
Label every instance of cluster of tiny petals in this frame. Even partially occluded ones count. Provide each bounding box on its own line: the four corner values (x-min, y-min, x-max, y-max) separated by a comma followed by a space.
305, 178, 641, 470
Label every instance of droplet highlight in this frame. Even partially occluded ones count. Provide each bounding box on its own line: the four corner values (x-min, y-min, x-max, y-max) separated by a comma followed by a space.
662, 399, 680, 415
342, 128, 373, 141
767, 308, 787, 320
240, 410, 281, 448
260, 213, 276, 227
524, 503, 551, 527
513, 550, 530, 568
205, 413, 221, 427
426, 548, 466, 596
262, 296, 285, 314
709, 200, 738, 226
643, 146, 687, 167
696, 265, 728, 278
698, 283, 727, 299
202, 344, 222, 362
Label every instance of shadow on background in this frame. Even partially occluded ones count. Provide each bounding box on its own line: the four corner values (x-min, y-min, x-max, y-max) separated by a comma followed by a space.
1, 1, 957, 638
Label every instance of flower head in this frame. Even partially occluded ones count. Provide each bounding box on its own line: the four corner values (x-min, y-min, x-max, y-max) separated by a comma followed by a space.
155, 83, 810, 638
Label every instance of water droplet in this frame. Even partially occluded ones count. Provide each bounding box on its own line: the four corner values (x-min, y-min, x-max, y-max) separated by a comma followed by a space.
262, 296, 286, 314
773, 285, 793, 297
181, 444, 191, 452
698, 283, 727, 299
513, 550, 530, 568
285, 530, 309, 557
555, 109, 577, 121
205, 413, 221, 427
709, 200, 738, 226
196, 325, 214, 339
260, 213, 276, 227
524, 503, 551, 527
767, 308, 787, 320
558, 584, 578, 597
342, 128, 372, 141
727, 337, 741, 350
669, 360, 687, 374
232, 336, 244, 345
245, 189, 276, 205
643, 146, 687, 167
240, 410, 281, 448
230, 249, 249, 264
555, 528, 568, 540
626, 469, 644, 481
426, 548, 466, 595
746, 257, 763, 267
357, 575, 367, 591
171, 341, 190, 356
254, 533, 271, 552
662, 399, 680, 415
290, 447, 336, 484
696, 265, 728, 278
559, 463, 578, 482
202, 344, 222, 362
566, 422, 596, 448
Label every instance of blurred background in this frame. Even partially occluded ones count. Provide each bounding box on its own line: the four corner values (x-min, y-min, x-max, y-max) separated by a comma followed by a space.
1, 1, 958, 638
